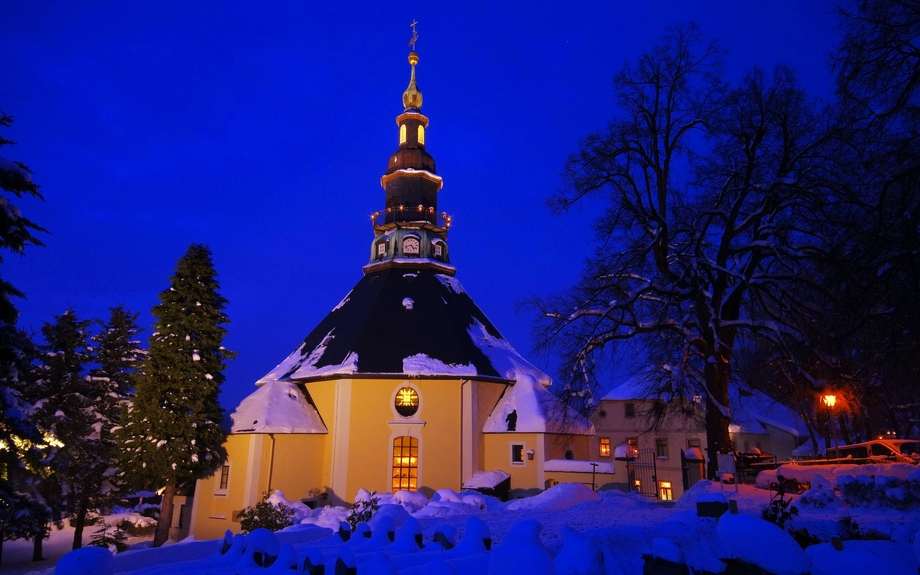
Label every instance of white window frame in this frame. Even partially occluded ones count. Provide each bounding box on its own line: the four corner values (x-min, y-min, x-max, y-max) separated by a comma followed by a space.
511, 442, 525, 466
215, 463, 230, 496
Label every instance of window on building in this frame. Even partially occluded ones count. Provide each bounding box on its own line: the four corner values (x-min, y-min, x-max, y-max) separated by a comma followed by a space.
564, 450, 575, 460
659, 481, 673, 501
399, 124, 407, 144
688, 438, 701, 449
653, 401, 665, 416
625, 403, 635, 418
376, 241, 387, 259
394, 387, 419, 417
392, 436, 419, 492
656, 438, 669, 458
215, 464, 230, 495
511, 443, 525, 465
433, 242, 443, 258
599, 438, 611, 457
627, 437, 638, 450
417, 125, 425, 145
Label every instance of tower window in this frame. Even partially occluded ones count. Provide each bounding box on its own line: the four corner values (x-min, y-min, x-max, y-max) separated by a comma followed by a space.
399, 124, 407, 144
403, 237, 420, 256
417, 125, 425, 145
376, 242, 387, 258
433, 242, 443, 258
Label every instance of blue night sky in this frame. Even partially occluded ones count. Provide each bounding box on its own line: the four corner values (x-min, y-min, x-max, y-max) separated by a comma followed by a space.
0, 1, 840, 412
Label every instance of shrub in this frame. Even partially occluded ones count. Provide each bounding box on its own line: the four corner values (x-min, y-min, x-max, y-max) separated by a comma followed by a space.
345, 491, 379, 530
237, 498, 295, 534
117, 518, 156, 537
88, 524, 129, 553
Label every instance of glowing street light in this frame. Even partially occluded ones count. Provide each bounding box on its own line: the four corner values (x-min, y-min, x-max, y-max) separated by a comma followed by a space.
823, 393, 839, 454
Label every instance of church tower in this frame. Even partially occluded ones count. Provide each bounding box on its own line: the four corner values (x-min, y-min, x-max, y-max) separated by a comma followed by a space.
366, 45, 453, 276
190, 28, 596, 541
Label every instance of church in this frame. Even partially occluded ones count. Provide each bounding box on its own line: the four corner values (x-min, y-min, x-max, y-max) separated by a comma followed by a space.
188, 41, 603, 541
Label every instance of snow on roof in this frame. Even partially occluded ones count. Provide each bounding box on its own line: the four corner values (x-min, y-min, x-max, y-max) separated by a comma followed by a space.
600, 377, 650, 401
731, 386, 807, 438
601, 376, 806, 438
256, 268, 549, 384
483, 374, 595, 435
230, 379, 327, 434
403, 354, 477, 376
461, 470, 510, 489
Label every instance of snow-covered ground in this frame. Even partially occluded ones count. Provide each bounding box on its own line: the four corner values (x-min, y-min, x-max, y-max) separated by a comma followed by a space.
6, 470, 920, 575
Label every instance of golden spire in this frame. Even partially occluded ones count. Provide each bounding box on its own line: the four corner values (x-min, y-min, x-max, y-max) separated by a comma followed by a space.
402, 20, 423, 111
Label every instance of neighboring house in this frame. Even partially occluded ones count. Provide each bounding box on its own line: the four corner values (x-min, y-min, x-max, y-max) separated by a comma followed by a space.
188, 47, 597, 542
591, 378, 808, 501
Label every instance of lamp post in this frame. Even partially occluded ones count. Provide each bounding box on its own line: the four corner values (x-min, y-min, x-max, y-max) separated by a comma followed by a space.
823, 394, 839, 455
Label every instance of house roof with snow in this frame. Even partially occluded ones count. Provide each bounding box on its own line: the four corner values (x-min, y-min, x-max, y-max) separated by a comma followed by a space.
484, 374, 595, 435
230, 379, 327, 434
600, 377, 806, 438
258, 268, 550, 386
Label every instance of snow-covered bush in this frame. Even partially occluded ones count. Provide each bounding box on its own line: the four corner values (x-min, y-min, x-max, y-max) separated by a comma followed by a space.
837, 474, 920, 509
88, 523, 128, 553
798, 473, 836, 508
237, 497, 295, 534
346, 489, 379, 530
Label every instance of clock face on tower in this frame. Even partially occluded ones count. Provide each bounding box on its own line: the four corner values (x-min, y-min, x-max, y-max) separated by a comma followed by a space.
403, 237, 420, 255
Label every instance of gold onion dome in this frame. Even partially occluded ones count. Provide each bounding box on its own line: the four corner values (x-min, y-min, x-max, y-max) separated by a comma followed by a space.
402, 51, 423, 111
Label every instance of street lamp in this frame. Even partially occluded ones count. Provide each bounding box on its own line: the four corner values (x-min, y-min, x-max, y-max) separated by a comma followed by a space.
823, 394, 839, 455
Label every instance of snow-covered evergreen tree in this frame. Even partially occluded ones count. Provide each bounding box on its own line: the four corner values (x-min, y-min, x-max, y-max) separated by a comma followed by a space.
116, 244, 234, 547
0, 112, 49, 562
63, 305, 144, 550
28, 309, 97, 558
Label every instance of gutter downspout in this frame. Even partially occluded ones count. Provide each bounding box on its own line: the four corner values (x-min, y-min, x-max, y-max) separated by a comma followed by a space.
267, 433, 276, 493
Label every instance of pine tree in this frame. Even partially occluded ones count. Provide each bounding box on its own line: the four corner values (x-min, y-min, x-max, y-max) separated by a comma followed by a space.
116, 244, 234, 547
64, 305, 144, 550
0, 111, 47, 563
28, 309, 96, 559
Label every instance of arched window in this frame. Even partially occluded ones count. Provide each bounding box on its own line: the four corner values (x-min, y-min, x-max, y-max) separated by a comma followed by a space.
392, 436, 418, 492
417, 125, 425, 145
399, 124, 407, 144
432, 242, 445, 259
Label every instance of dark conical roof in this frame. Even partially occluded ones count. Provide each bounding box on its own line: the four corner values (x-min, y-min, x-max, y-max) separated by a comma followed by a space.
259, 268, 549, 385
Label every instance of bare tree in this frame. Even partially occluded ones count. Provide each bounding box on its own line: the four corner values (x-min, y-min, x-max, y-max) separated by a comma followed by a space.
534, 26, 843, 476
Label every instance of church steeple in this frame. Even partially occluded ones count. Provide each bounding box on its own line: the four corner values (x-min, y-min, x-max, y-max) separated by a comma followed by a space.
366, 23, 454, 276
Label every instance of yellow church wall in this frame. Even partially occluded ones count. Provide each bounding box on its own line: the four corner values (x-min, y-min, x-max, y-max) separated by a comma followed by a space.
190, 433, 259, 541
338, 378, 467, 502
304, 380, 338, 493
483, 432, 541, 496
189, 433, 327, 541
543, 434, 591, 461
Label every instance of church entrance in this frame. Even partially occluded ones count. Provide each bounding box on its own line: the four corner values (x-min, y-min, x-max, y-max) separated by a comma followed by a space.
392, 436, 419, 491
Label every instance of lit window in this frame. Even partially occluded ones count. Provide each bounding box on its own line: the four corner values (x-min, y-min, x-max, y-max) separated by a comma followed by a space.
627, 437, 638, 450
417, 125, 425, 145
399, 124, 407, 144
599, 438, 611, 457
403, 237, 420, 255
656, 438, 669, 458
392, 436, 418, 492
659, 481, 673, 501
625, 403, 635, 418
394, 387, 419, 417
511, 443, 525, 465
215, 464, 230, 495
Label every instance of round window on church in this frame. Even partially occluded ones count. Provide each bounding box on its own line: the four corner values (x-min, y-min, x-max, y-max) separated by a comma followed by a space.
395, 387, 419, 417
